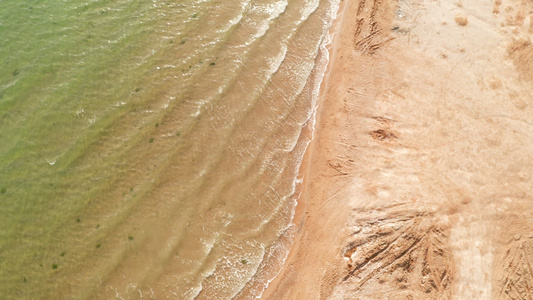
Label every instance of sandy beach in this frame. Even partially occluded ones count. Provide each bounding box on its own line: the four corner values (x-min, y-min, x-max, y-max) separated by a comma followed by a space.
263, 0, 533, 298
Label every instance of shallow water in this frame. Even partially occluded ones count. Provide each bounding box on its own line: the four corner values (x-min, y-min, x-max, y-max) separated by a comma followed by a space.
0, 0, 339, 298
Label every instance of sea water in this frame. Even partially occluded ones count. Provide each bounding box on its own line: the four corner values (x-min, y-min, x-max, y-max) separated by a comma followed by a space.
0, 0, 338, 298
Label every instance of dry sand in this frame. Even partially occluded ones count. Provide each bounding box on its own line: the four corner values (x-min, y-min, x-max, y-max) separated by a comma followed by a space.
263, 0, 533, 298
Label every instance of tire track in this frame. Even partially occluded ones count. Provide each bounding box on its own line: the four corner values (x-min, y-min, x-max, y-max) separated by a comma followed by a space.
352, 0, 394, 54
497, 237, 533, 300
340, 212, 453, 298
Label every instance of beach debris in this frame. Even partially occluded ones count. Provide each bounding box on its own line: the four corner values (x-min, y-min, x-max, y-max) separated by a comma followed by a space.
454, 14, 468, 26
371, 129, 397, 141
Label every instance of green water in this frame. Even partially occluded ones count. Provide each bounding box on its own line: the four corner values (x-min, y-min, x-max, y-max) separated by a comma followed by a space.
0, 0, 340, 298
0, 0, 201, 297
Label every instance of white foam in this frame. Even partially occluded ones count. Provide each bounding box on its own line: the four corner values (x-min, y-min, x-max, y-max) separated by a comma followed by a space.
246, 0, 343, 297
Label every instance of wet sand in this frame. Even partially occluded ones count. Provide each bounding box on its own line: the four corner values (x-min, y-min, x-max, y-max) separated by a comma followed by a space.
263, 0, 533, 298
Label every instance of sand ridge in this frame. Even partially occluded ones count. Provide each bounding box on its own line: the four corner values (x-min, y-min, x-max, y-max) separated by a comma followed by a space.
263, 0, 533, 298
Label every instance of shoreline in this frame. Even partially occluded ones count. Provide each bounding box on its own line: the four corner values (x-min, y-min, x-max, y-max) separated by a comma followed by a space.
247, 2, 345, 297
258, 0, 349, 297
261, 0, 373, 296
263, 0, 533, 298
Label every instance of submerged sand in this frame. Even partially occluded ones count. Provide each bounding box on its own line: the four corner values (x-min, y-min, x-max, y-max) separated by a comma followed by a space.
263, 0, 533, 298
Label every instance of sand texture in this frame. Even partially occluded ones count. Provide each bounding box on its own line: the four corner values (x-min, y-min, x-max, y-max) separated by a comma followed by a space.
263, 0, 533, 298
